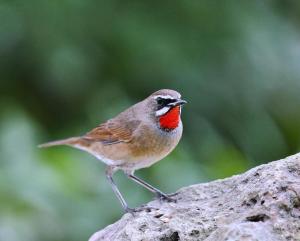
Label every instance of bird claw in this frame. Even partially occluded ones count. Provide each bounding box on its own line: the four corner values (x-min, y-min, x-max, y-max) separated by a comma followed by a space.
125, 205, 157, 214
156, 192, 177, 203
124, 207, 142, 214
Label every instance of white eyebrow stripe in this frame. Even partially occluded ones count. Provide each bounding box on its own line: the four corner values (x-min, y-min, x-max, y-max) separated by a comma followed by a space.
155, 106, 171, 116
154, 95, 175, 100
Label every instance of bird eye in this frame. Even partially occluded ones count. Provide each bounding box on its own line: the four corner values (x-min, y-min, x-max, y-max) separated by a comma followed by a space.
156, 97, 164, 105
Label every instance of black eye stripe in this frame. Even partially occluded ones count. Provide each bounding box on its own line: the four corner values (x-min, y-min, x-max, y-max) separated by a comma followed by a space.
156, 97, 176, 109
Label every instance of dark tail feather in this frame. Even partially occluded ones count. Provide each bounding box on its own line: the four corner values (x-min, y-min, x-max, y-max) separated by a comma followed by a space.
38, 137, 81, 148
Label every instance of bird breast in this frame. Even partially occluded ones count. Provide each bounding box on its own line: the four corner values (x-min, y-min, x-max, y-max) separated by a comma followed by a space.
125, 121, 183, 170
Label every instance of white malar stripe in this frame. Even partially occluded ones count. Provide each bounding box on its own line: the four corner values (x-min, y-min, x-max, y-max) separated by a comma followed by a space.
155, 106, 171, 116
154, 95, 175, 100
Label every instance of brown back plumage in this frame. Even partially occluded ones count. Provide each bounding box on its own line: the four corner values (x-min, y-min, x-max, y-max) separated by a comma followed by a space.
83, 119, 141, 145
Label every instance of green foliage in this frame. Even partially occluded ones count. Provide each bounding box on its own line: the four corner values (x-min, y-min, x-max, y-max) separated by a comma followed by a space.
1, 1, 300, 240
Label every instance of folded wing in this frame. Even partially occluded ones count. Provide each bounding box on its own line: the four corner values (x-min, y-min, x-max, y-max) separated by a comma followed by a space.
83, 119, 141, 145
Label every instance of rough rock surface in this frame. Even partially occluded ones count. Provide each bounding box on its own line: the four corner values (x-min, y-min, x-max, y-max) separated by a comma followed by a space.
89, 153, 300, 241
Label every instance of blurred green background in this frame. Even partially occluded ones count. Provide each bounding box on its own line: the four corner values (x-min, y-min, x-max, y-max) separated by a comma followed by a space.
1, 1, 300, 240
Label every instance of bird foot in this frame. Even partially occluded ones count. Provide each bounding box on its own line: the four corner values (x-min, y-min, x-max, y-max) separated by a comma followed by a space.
125, 205, 158, 214
156, 192, 177, 203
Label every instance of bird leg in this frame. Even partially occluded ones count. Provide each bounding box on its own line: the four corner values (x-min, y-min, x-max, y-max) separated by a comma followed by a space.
126, 173, 175, 202
105, 167, 154, 213
105, 166, 137, 213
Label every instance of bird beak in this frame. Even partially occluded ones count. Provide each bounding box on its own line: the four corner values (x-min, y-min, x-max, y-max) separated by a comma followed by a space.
168, 99, 187, 107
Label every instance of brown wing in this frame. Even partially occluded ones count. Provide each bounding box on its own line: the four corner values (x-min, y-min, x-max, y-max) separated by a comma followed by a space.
83, 119, 141, 145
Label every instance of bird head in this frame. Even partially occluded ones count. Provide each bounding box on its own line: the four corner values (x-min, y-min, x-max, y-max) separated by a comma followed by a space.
148, 89, 187, 131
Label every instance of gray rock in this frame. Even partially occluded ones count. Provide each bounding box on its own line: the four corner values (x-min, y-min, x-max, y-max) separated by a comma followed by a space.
89, 153, 300, 241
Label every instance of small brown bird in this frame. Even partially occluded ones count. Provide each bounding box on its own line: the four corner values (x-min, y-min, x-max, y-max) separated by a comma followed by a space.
39, 89, 186, 212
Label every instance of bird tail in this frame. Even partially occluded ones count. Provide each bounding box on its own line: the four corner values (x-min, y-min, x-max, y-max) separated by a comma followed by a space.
38, 137, 81, 148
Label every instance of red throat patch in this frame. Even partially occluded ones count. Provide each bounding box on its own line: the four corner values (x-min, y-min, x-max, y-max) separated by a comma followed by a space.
159, 106, 181, 130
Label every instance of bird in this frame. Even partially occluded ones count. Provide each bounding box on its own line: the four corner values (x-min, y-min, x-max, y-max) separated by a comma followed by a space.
39, 89, 187, 213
